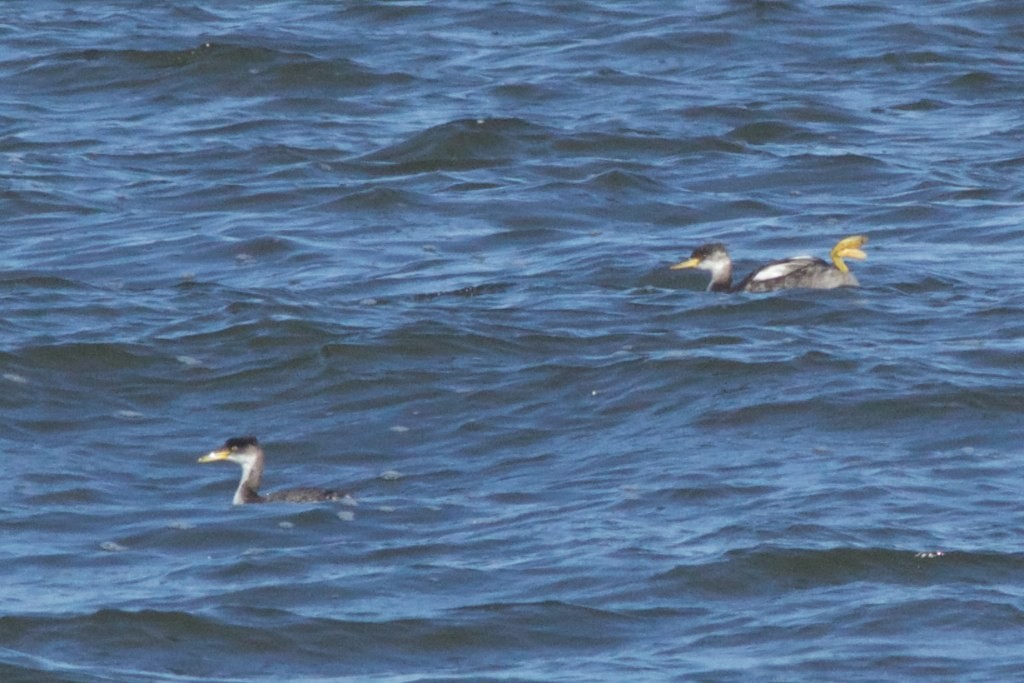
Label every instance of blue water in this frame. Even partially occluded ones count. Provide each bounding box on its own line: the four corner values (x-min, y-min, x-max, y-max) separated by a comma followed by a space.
3, 2, 1024, 681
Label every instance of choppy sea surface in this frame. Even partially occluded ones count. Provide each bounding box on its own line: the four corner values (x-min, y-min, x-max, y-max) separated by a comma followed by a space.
3, 2, 1024, 681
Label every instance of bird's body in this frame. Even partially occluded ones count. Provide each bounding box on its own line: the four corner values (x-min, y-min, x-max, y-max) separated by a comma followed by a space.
671, 235, 868, 293
197, 436, 347, 505
734, 255, 858, 292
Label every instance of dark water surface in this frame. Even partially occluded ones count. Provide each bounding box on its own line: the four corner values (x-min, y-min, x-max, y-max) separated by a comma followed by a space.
3, 1, 1024, 681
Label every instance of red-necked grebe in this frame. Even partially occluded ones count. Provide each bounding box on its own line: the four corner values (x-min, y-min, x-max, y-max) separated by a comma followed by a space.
671, 235, 868, 293
198, 436, 349, 505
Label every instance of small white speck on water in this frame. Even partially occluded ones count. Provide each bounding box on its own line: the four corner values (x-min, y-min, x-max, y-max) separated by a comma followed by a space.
3, 373, 28, 384
100, 541, 127, 552
390, 425, 410, 433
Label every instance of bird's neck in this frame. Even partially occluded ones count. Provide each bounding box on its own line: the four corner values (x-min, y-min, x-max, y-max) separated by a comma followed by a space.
233, 484, 264, 504
708, 263, 733, 291
233, 451, 265, 505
